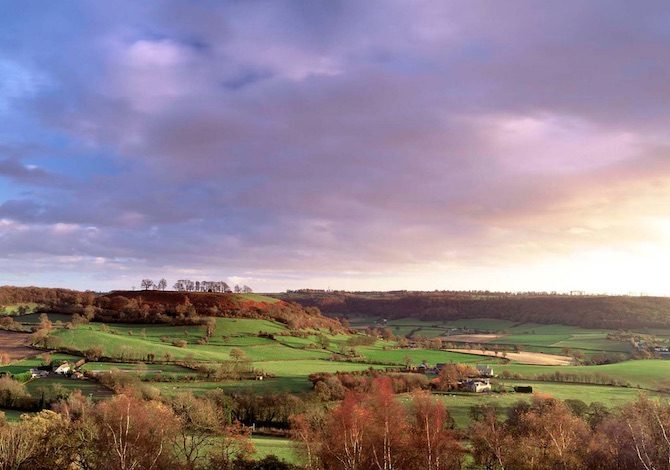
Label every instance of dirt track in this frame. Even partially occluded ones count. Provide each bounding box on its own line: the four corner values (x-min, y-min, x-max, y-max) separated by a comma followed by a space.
0, 330, 37, 361
447, 348, 573, 366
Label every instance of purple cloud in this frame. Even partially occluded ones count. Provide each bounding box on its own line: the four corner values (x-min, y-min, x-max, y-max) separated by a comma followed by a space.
1, 1, 670, 293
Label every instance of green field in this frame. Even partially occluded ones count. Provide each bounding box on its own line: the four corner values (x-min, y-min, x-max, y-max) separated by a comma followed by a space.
0, 353, 82, 376
432, 380, 657, 427
350, 317, 632, 355
25, 376, 113, 400
51, 320, 332, 363
251, 436, 297, 463
81, 361, 197, 378
12, 312, 670, 441
238, 293, 282, 304
357, 344, 499, 365
0, 303, 39, 315
499, 359, 670, 391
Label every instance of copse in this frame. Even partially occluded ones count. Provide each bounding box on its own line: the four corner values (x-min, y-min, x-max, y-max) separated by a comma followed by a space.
292, 378, 464, 470
0, 392, 262, 470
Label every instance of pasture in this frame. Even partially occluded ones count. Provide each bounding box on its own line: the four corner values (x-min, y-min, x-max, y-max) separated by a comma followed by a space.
7, 311, 670, 442
25, 376, 113, 400
498, 359, 670, 391
432, 380, 656, 428
251, 436, 297, 464
351, 316, 633, 356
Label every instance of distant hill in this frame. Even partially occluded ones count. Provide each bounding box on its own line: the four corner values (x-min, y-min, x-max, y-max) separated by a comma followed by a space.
276, 291, 670, 330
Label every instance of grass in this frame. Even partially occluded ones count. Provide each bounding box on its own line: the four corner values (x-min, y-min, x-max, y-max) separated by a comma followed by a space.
0, 353, 82, 376
432, 381, 658, 428
237, 293, 282, 304
350, 317, 632, 355
252, 436, 297, 463
30, 315, 670, 431
498, 359, 670, 391
0, 303, 39, 315
25, 376, 113, 400
81, 362, 197, 377
357, 342, 500, 366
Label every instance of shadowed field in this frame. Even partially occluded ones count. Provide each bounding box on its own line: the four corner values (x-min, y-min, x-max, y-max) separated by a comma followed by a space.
0, 331, 37, 361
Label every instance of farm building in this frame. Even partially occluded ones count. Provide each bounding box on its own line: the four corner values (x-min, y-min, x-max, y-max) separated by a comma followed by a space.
53, 362, 71, 374
29, 368, 49, 378
462, 379, 491, 393
476, 365, 495, 377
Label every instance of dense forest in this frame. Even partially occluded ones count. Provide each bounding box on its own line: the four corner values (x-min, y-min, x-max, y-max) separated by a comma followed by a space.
279, 291, 670, 330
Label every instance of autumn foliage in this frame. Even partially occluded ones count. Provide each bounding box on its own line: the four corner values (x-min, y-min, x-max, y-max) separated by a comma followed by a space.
293, 378, 463, 470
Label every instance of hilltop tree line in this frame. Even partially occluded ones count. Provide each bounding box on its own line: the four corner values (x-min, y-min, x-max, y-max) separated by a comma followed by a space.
140, 279, 253, 294
282, 291, 670, 330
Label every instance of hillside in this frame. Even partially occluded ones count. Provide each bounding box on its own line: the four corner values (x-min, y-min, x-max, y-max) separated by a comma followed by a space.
277, 291, 670, 330
98, 290, 343, 331
0, 286, 343, 331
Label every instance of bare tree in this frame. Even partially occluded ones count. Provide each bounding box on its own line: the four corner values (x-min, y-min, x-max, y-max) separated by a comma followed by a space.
140, 279, 154, 291
157, 279, 167, 291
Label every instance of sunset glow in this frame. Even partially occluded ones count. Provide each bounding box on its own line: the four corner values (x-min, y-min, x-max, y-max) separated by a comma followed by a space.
1, 2, 669, 293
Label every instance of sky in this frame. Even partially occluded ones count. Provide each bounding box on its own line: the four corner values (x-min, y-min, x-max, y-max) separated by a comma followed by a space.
1, 1, 670, 294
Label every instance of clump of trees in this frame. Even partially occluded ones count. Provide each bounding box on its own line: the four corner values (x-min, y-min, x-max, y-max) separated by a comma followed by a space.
309, 371, 430, 401
292, 378, 464, 470
0, 391, 290, 470
469, 394, 670, 470
172, 280, 232, 293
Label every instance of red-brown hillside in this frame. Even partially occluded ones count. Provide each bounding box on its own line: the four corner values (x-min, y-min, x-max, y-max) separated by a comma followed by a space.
97, 290, 344, 331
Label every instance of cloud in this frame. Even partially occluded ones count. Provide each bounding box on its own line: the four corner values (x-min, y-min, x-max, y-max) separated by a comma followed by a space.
1, 1, 670, 292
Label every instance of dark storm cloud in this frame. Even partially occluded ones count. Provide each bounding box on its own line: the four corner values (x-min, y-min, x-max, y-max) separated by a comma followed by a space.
1, 0, 670, 291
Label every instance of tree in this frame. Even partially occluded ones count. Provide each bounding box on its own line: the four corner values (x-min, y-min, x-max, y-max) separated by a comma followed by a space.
469, 397, 590, 470
140, 279, 154, 291
157, 279, 167, 291
93, 394, 179, 470
84, 346, 103, 361
242, 285, 253, 293
364, 378, 411, 470
437, 364, 477, 391
229, 348, 247, 362
320, 390, 370, 470
206, 421, 255, 469
0, 376, 29, 407
170, 393, 222, 469
408, 391, 463, 470
38, 313, 52, 331
316, 334, 330, 350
